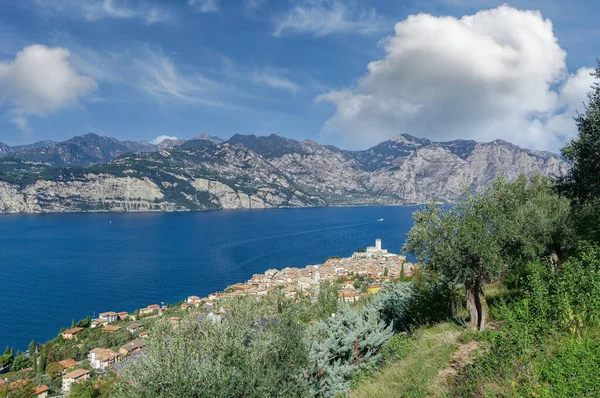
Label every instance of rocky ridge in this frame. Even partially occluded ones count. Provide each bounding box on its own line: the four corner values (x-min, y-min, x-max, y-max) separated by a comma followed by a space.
0, 133, 568, 213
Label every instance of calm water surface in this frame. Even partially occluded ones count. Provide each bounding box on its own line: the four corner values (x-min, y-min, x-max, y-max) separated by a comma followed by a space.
0, 206, 419, 350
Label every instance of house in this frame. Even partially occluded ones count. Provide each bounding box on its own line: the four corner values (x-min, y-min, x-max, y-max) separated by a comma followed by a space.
139, 331, 149, 338
139, 304, 160, 315
187, 295, 200, 304
61, 327, 84, 340
33, 384, 49, 398
90, 319, 108, 328
126, 322, 143, 333
117, 312, 129, 321
102, 325, 121, 333
62, 368, 90, 393
99, 312, 118, 323
89, 348, 120, 370
58, 359, 78, 374
119, 339, 145, 356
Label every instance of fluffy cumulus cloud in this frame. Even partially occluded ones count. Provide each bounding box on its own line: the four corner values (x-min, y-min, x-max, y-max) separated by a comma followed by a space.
0, 45, 97, 130
274, 0, 384, 37
318, 5, 595, 151
151, 135, 178, 145
188, 0, 219, 13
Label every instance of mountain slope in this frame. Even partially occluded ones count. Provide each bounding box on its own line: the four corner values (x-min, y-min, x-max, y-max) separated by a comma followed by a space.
0, 134, 568, 213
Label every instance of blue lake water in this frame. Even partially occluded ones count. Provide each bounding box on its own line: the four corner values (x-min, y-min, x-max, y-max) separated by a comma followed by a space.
0, 206, 419, 350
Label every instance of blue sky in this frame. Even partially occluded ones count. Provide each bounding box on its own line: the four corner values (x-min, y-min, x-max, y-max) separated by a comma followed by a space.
0, 0, 598, 151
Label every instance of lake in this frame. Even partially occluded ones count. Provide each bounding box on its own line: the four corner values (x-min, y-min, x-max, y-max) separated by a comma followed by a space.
0, 206, 419, 350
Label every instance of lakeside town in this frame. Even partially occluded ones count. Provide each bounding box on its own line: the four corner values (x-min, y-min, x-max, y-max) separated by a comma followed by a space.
0, 239, 414, 397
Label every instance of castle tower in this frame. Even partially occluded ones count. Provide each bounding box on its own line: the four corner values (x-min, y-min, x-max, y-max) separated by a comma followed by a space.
375, 238, 382, 251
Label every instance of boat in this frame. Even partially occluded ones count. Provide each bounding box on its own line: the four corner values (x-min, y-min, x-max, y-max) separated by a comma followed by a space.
377, 218, 384, 222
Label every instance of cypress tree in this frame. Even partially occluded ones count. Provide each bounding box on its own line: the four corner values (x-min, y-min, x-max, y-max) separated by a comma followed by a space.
37, 353, 46, 374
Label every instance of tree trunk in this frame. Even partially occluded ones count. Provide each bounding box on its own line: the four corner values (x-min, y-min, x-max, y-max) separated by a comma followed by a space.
465, 280, 488, 331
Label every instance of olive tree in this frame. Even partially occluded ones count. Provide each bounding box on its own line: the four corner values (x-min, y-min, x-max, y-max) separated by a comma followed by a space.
403, 175, 573, 331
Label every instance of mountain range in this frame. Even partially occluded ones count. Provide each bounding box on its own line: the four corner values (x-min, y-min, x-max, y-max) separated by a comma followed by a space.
0, 133, 568, 213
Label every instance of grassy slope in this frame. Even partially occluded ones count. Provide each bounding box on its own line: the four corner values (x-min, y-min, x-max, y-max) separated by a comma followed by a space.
351, 323, 463, 398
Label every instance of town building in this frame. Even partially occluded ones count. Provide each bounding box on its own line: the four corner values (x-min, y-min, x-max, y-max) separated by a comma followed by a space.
119, 339, 145, 356
58, 359, 78, 375
89, 348, 120, 370
33, 385, 49, 398
61, 327, 84, 341
126, 322, 143, 333
99, 312, 118, 323
62, 368, 90, 393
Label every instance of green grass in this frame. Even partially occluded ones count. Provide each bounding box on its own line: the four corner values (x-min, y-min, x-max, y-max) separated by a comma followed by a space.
350, 322, 463, 398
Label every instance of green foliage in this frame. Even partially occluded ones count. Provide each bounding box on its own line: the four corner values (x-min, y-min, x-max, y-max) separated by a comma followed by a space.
403, 175, 573, 330
117, 295, 310, 398
0, 352, 12, 369
315, 282, 340, 320
559, 60, 600, 204
306, 303, 394, 397
0, 383, 35, 398
45, 362, 63, 379
453, 244, 600, 396
405, 269, 461, 327
370, 282, 413, 331
69, 380, 102, 398
10, 354, 31, 372
36, 353, 46, 374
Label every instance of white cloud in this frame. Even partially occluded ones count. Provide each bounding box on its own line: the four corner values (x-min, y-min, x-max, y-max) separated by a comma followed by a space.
135, 50, 229, 107
245, 0, 265, 10
188, 0, 218, 13
34, 0, 173, 24
318, 5, 595, 151
0, 45, 97, 130
151, 135, 178, 144
250, 69, 299, 94
274, 0, 385, 37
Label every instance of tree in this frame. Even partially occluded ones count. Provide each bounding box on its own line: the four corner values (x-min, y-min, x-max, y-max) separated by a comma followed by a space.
37, 353, 46, 374
45, 362, 64, 378
27, 340, 36, 358
71, 319, 76, 329
560, 60, 600, 202
559, 61, 600, 240
10, 353, 31, 372
306, 303, 393, 397
0, 382, 35, 398
69, 380, 101, 398
403, 176, 573, 330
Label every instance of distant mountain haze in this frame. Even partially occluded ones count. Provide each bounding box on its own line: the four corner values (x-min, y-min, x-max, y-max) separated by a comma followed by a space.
0, 132, 568, 213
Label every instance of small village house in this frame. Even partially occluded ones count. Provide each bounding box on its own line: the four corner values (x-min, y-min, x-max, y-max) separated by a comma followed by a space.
61, 327, 84, 341
102, 325, 121, 333
89, 348, 120, 370
62, 368, 90, 393
57, 359, 78, 375
126, 322, 143, 333
99, 312, 118, 323
33, 384, 49, 398
119, 339, 145, 356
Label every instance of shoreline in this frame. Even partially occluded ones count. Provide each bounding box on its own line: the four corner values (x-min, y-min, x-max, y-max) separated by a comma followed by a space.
0, 202, 426, 217
4, 242, 415, 352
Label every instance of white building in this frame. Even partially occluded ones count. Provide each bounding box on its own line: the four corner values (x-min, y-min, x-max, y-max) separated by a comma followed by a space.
99, 312, 118, 323
353, 239, 394, 258
62, 369, 90, 393
89, 348, 120, 370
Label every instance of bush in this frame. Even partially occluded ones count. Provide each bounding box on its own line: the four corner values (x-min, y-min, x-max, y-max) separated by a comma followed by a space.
452, 244, 600, 396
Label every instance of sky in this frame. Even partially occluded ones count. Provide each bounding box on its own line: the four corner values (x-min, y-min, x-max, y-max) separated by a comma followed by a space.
0, 0, 598, 151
